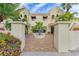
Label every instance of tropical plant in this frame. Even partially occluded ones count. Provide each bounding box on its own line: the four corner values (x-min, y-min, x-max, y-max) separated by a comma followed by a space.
57, 12, 77, 21
5, 20, 11, 31
0, 3, 20, 30
32, 22, 46, 33
56, 3, 78, 21
61, 3, 79, 12
0, 3, 20, 22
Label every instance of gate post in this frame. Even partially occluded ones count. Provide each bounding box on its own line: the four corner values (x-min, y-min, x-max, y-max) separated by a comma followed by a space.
11, 21, 26, 51
54, 21, 70, 52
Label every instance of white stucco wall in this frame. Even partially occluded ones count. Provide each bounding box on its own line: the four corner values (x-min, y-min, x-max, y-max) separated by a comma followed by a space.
54, 21, 79, 52
19, 8, 29, 20
28, 14, 49, 26
69, 22, 79, 50
54, 24, 58, 50
49, 7, 63, 20
54, 22, 70, 52
69, 31, 79, 50
11, 21, 25, 51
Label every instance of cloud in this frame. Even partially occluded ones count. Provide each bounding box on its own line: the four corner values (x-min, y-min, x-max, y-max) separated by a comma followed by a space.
56, 3, 61, 6
20, 3, 79, 18
34, 3, 59, 13
31, 3, 47, 13
37, 7, 52, 13
70, 4, 79, 13
36, 4, 54, 13
70, 4, 79, 17
21, 3, 61, 13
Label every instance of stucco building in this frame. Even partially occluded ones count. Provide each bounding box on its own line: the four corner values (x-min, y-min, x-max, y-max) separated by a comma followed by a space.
17, 7, 63, 34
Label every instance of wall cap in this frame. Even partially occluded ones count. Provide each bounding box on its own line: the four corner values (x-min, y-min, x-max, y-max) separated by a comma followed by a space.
53, 21, 72, 25
11, 21, 26, 25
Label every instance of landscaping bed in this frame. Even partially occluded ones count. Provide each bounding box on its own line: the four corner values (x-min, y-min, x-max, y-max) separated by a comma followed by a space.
0, 33, 21, 56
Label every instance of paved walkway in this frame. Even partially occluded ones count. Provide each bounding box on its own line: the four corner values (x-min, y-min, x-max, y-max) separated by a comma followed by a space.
21, 34, 79, 56
21, 48, 79, 56
24, 34, 56, 52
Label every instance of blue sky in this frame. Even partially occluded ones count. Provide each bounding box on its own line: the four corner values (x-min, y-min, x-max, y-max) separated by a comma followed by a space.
21, 3, 79, 17
21, 3, 61, 13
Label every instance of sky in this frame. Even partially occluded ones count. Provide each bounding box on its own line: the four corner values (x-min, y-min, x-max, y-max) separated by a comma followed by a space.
21, 3, 61, 13
21, 3, 79, 17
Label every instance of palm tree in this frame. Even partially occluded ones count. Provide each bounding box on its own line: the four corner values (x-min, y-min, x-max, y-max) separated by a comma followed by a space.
57, 3, 78, 21
61, 3, 79, 12
58, 12, 77, 21
0, 3, 19, 22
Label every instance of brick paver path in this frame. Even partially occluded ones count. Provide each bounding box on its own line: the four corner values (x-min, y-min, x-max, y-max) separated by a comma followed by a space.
24, 34, 56, 52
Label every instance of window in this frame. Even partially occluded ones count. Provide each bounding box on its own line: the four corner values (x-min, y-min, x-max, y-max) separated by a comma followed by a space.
52, 15, 54, 19
43, 16, 48, 20
31, 16, 36, 21
24, 15, 27, 18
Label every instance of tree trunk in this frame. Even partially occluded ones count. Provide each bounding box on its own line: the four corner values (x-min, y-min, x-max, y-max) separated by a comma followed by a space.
66, 7, 70, 12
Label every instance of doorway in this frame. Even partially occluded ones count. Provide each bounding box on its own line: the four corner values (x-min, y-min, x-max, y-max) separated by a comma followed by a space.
51, 26, 54, 34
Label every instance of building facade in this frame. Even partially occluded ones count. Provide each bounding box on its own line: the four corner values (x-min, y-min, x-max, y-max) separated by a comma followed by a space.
18, 7, 63, 34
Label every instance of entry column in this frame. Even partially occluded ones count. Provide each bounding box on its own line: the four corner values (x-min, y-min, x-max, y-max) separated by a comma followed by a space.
11, 21, 26, 51
54, 22, 70, 52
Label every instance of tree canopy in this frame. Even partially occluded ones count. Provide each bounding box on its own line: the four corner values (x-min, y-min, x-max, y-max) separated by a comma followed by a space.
0, 3, 20, 22
57, 3, 78, 21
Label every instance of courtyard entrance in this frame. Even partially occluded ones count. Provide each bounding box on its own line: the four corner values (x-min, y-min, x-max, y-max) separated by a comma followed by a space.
24, 34, 56, 52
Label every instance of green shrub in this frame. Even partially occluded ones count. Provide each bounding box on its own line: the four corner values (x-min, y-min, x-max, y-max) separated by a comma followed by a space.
5, 20, 11, 31
57, 12, 77, 21
32, 22, 47, 33
0, 33, 21, 56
